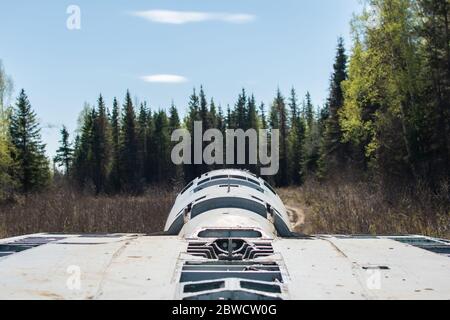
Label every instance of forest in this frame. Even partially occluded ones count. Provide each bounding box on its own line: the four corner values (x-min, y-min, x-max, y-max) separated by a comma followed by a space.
0, 0, 449, 237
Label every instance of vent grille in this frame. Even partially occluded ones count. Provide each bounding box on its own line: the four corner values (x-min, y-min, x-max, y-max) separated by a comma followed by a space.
180, 261, 284, 300
187, 240, 274, 260
181, 240, 285, 300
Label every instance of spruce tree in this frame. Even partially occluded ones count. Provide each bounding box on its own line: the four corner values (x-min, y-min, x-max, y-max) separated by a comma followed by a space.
137, 102, 148, 185
302, 92, 320, 176
259, 102, 267, 129
199, 86, 210, 130
109, 97, 121, 191
72, 106, 95, 190
247, 94, 259, 173
198, 86, 210, 174
153, 110, 170, 183
235, 89, 247, 130
417, 0, 450, 183
184, 88, 201, 182
169, 102, 180, 134
270, 89, 289, 186
247, 95, 258, 131
145, 109, 156, 184
319, 37, 348, 175
304, 92, 314, 130
168, 103, 183, 184
54, 125, 73, 175
119, 90, 139, 192
287, 88, 305, 184
217, 104, 226, 134
9, 89, 50, 192
92, 94, 112, 194
208, 98, 218, 129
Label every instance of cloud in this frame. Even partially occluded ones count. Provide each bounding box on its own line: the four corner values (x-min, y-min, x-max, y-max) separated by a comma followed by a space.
131, 10, 255, 25
141, 74, 188, 84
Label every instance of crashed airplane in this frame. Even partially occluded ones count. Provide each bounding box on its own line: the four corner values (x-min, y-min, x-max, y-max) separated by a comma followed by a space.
0, 169, 449, 300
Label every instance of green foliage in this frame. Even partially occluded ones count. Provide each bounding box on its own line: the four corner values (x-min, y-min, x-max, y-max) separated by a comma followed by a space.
110, 98, 121, 190
9, 90, 50, 192
287, 88, 306, 185
319, 37, 349, 176
338, 0, 449, 186
119, 91, 139, 192
54, 126, 73, 175
0, 61, 16, 200
92, 95, 112, 194
72, 105, 95, 189
270, 89, 289, 186
302, 92, 321, 176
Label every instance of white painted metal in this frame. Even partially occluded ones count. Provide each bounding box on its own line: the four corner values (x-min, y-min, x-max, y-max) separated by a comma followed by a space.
164, 169, 291, 236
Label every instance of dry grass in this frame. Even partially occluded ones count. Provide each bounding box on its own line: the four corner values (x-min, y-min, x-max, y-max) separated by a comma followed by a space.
0, 186, 176, 238
278, 179, 450, 238
1, 179, 448, 239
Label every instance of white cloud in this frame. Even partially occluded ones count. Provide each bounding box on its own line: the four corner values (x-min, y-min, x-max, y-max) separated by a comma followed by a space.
141, 74, 188, 84
131, 10, 255, 25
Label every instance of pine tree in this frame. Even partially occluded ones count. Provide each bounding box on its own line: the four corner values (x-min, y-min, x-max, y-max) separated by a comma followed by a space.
217, 104, 226, 134
226, 104, 233, 129
145, 109, 156, 184
153, 110, 171, 183
259, 102, 267, 129
168, 103, 183, 184
91, 94, 112, 194
304, 91, 314, 130
72, 106, 95, 190
287, 88, 305, 184
234, 89, 247, 129
247, 94, 259, 173
302, 92, 320, 176
169, 102, 180, 133
208, 98, 218, 129
137, 102, 148, 185
198, 86, 210, 174
184, 88, 201, 182
228, 90, 248, 170
319, 37, 348, 176
270, 89, 289, 186
199, 86, 210, 130
119, 90, 140, 192
417, 0, 450, 183
109, 97, 121, 191
54, 126, 73, 175
247, 95, 259, 131
9, 89, 50, 192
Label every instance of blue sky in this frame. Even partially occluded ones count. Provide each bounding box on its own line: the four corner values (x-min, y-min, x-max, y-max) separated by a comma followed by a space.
0, 0, 361, 157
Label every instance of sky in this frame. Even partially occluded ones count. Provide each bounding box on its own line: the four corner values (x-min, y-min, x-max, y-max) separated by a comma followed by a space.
0, 0, 361, 157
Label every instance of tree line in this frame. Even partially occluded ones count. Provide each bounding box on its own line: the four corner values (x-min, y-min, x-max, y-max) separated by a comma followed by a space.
0, 0, 448, 199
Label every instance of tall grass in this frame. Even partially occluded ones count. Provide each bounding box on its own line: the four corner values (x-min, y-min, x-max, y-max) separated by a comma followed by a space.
1, 179, 448, 239
0, 186, 176, 238
278, 178, 450, 238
